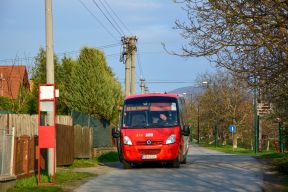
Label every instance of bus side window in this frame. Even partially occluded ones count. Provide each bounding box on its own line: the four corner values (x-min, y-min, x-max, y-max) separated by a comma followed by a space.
178, 100, 184, 128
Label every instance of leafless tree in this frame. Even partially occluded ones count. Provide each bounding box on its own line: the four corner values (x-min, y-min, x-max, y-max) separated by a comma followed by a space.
174, 0, 288, 119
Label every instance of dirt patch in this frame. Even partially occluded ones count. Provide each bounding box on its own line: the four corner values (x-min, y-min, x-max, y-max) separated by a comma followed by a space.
256, 157, 288, 192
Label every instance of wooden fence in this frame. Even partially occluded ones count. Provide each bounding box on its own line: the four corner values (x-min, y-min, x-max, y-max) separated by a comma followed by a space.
56, 124, 74, 165
13, 136, 37, 177
0, 114, 96, 178
74, 125, 93, 158
0, 114, 72, 137
13, 126, 73, 177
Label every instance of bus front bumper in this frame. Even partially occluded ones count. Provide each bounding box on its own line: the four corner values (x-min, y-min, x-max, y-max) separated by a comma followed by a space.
122, 143, 179, 162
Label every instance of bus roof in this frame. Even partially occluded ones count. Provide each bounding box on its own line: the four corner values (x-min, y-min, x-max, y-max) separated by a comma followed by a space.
125, 93, 179, 100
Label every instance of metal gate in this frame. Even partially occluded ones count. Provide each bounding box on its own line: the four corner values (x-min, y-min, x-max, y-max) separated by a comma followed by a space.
0, 128, 14, 176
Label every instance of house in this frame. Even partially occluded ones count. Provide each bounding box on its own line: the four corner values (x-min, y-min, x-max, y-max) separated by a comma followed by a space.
0, 65, 30, 99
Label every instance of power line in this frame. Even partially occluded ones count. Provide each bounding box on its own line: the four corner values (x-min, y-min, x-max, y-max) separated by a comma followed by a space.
78, 0, 118, 41
102, 0, 132, 35
91, 0, 124, 37
98, 0, 125, 36
136, 47, 145, 79
0, 43, 121, 63
145, 81, 196, 84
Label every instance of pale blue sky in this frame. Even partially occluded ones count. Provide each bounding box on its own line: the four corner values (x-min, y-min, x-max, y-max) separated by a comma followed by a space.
0, 0, 215, 93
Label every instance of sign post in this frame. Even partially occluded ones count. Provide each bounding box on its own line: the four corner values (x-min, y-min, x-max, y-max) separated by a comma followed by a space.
38, 84, 56, 185
229, 125, 236, 151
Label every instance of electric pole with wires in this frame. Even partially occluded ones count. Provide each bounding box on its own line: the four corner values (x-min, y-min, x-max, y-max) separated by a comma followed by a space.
121, 36, 137, 96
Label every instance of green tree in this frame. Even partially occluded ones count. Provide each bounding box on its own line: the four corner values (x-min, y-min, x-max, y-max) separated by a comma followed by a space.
28, 48, 65, 114
191, 71, 253, 148
56, 56, 76, 114
66, 47, 123, 120
0, 96, 13, 111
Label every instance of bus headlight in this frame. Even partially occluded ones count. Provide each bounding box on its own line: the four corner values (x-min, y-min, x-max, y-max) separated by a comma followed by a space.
123, 136, 132, 145
166, 134, 176, 144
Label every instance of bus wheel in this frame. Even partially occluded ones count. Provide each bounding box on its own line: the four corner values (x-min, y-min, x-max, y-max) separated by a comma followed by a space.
122, 160, 132, 169
171, 155, 180, 168
181, 156, 187, 164
179, 148, 186, 164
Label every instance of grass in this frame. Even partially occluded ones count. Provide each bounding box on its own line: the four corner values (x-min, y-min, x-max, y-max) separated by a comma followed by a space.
199, 143, 266, 156
7, 170, 96, 192
69, 151, 119, 168
69, 158, 98, 168
8, 151, 119, 192
96, 151, 119, 163
8, 186, 62, 192
200, 143, 288, 174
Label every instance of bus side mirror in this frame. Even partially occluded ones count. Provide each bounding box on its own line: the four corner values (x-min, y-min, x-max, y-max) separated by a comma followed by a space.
112, 128, 120, 138
182, 125, 190, 136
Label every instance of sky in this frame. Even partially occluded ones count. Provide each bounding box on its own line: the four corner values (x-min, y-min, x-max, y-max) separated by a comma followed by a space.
0, 0, 215, 93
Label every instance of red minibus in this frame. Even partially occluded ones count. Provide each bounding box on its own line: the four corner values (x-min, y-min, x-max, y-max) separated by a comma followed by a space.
112, 93, 190, 169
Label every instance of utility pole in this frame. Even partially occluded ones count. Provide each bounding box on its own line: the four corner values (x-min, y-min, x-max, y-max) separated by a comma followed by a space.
121, 36, 137, 96
45, 0, 55, 176
140, 78, 145, 94
125, 48, 131, 97
130, 36, 137, 95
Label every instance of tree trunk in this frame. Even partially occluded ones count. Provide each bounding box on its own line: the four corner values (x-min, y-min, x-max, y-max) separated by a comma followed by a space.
233, 132, 237, 149
266, 138, 270, 151
259, 118, 263, 152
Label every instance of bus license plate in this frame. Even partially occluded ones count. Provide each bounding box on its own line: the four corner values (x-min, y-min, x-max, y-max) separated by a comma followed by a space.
142, 155, 157, 159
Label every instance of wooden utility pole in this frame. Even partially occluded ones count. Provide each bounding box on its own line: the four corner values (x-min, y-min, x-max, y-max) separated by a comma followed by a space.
45, 0, 55, 176
121, 36, 137, 96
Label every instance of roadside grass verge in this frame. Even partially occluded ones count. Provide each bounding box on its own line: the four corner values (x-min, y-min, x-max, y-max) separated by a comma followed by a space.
7, 170, 95, 192
69, 158, 98, 168
199, 143, 268, 156
199, 143, 288, 174
69, 151, 119, 168
8, 151, 118, 191
96, 151, 118, 163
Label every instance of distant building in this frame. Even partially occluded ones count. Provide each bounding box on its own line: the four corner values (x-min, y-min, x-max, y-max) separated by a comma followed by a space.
0, 65, 30, 99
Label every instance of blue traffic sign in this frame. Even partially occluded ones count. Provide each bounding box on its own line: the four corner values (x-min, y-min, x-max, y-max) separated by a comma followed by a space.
229, 125, 236, 133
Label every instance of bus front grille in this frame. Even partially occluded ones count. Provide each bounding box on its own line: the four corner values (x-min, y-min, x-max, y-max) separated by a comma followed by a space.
136, 140, 162, 146
138, 149, 161, 155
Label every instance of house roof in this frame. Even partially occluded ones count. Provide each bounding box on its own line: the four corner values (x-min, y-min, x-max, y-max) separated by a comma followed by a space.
0, 65, 30, 99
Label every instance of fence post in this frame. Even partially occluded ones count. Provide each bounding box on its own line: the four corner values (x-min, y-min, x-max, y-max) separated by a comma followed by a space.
10, 127, 15, 175
1, 129, 6, 175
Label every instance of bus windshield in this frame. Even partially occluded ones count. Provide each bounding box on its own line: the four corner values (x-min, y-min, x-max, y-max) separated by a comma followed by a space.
122, 97, 179, 128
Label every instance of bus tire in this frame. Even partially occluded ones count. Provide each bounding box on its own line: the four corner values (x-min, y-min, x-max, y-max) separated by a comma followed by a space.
181, 156, 187, 164
122, 160, 132, 169
179, 148, 186, 164
171, 155, 180, 168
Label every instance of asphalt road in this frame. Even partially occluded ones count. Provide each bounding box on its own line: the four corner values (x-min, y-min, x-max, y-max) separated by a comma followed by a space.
74, 144, 263, 192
